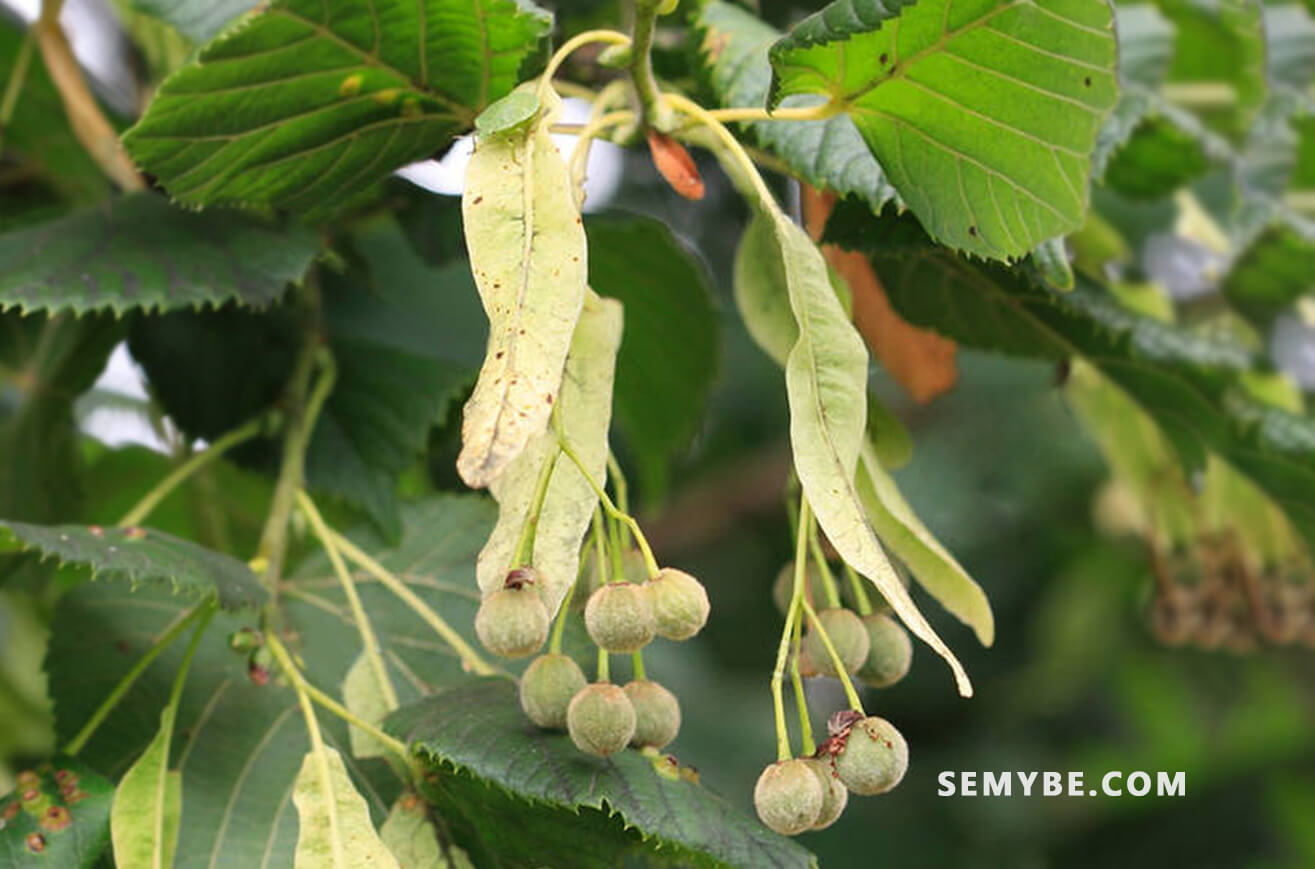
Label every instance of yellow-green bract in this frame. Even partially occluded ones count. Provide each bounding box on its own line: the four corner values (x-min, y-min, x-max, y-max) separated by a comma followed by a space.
734, 206, 978, 696
342, 651, 394, 761
110, 707, 182, 869
292, 746, 399, 868
476, 293, 624, 615
459, 84, 589, 488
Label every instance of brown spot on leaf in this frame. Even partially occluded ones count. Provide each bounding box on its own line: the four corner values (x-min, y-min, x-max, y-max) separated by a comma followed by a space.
87, 525, 104, 538
40, 806, 70, 833
25, 833, 44, 853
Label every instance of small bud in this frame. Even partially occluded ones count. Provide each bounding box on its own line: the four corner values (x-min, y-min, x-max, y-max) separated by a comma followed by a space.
834, 716, 908, 795
753, 759, 823, 836
647, 568, 710, 641
801, 608, 870, 677
566, 683, 636, 757
519, 654, 587, 729
597, 44, 633, 68
623, 680, 681, 749
856, 613, 913, 688
476, 584, 550, 658
772, 561, 824, 615
803, 757, 848, 830
585, 583, 656, 653
247, 647, 273, 685
228, 627, 262, 654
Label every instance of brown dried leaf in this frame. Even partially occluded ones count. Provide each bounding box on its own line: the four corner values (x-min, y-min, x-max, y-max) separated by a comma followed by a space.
647, 130, 705, 200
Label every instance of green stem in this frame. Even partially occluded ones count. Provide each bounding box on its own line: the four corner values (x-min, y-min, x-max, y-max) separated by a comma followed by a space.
164, 605, 213, 717
0, 28, 34, 149
117, 416, 266, 528
297, 490, 398, 710
510, 445, 559, 569
64, 603, 210, 756
549, 544, 585, 655
772, 498, 811, 761
800, 597, 865, 713
607, 451, 630, 515
325, 528, 499, 677
597, 647, 610, 683
267, 631, 409, 762
789, 614, 815, 756
843, 561, 873, 616
607, 513, 626, 583
558, 435, 659, 578
806, 518, 842, 609
628, 0, 666, 127
536, 29, 630, 105
631, 650, 646, 681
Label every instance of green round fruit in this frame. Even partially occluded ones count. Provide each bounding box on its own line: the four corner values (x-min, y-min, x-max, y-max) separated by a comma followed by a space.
753, 759, 823, 836
623, 680, 681, 749
475, 584, 550, 659
834, 716, 908, 795
856, 613, 913, 688
801, 608, 870, 677
771, 561, 823, 615
519, 654, 587, 729
579, 548, 649, 607
567, 683, 636, 757
585, 582, 657, 652
803, 757, 848, 830
648, 568, 710, 641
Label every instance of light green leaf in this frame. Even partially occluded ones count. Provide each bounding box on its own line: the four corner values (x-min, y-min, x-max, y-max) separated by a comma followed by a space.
694, 1, 899, 213
0, 194, 318, 316
586, 215, 718, 495
379, 795, 446, 869
733, 211, 797, 369
385, 679, 818, 869
474, 89, 541, 137
747, 206, 972, 695
476, 293, 623, 614
111, 716, 182, 869
768, 0, 1119, 259
857, 444, 994, 645
342, 653, 391, 761
865, 391, 913, 470
0, 522, 267, 611
0, 757, 114, 868
1222, 209, 1315, 328
458, 86, 589, 488
121, 0, 552, 215
292, 746, 398, 869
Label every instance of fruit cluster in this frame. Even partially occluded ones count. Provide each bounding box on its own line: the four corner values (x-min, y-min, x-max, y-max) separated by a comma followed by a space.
475, 563, 710, 756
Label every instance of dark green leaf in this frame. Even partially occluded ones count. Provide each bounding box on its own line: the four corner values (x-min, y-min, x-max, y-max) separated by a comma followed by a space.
386, 679, 817, 869
768, 0, 1118, 259
306, 228, 484, 532
0, 522, 266, 610
1222, 210, 1315, 328
824, 202, 1315, 546
1158, 0, 1266, 139
0, 756, 113, 868
0, 194, 319, 316
586, 215, 717, 497
694, 1, 898, 214
122, 0, 553, 216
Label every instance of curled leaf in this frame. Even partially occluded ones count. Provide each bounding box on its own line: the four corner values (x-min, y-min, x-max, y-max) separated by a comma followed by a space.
459, 86, 589, 488
647, 130, 706, 200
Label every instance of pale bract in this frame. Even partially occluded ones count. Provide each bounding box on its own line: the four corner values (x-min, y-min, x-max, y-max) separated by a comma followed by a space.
476, 292, 624, 615
292, 746, 399, 869
110, 707, 182, 869
458, 83, 589, 488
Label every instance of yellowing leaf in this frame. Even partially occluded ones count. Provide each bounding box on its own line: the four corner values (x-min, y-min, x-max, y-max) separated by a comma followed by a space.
292, 746, 399, 869
857, 443, 994, 646
459, 85, 589, 488
743, 206, 973, 696
476, 293, 624, 613
733, 212, 797, 368
380, 793, 448, 869
111, 709, 182, 869
342, 652, 392, 761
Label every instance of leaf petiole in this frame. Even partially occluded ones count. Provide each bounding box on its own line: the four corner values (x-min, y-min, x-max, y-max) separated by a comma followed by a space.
556, 434, 660, 578
536, 29, 631, 105
772, 497, 811, 761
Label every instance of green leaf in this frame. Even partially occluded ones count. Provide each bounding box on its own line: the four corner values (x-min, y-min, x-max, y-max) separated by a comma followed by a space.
694, 1, 898, 213
585, 215, 718, 496
738, 207, 973, 694
385, 679, 818, 869
1158, 0, 1266, 138
458, 85, 589, 488
291, 746, 398, 869
0, 522, 267, 610
825, 202, 1315, 546
121, 0, 553, 216
476, 294, 622, 614
126, 0, 258, 43
1222, 211, 1315, 328
733, 212, 797, 369
45, 497, 504, 867
0, 194, 319, 316
768, 0, 1119, 259
307, 229, 482, 532
1099, 103, 1228, 198
0, 757, 113, 868
379, 795, 447, 869
856, 444, 994, 645
110, 711, 183, 869
342, 653, 391, 761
